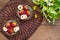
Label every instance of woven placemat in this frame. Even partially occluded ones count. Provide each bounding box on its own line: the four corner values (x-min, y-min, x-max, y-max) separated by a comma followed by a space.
0, 0, 43, 40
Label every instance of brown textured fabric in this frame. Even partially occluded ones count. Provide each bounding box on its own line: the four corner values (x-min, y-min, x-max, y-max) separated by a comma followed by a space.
0, 0, 43, 40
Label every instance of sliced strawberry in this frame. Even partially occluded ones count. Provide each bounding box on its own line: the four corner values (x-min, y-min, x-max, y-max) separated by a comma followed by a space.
5, 22, 11, 28
7, 27, 13, 34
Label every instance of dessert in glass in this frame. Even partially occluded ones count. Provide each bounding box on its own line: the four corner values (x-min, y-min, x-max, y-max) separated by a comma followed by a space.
2, 20, 20, 35
17, 5, 33, 20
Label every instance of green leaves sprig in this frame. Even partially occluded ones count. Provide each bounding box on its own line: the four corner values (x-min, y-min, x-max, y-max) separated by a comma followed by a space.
32, 0, 60, 24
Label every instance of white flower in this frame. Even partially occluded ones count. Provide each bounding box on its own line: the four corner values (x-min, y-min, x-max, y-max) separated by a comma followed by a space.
3, 27, 8, 32
48, 2, 54, 6
20, 15, 27, 20
37, 0, 40, 1
44, 0, 48, 2
50, 0, 54, 2
13, 26, 19, 32
18, 5, 23, 10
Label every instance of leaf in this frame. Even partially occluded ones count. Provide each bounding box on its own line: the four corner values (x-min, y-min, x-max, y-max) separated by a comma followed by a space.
32, 0, 60, 24
32, 0, 41, 5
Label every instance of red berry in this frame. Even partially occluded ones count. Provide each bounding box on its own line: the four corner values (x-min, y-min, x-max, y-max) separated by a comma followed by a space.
5, 22, 11, 28
7, 27, 13, 34
23, 11, 27, 14
26, 10, 31, 16
10, 22, 16, 28
23, 5, 28, 11
19, 13, 21, 15
19, 11, 24, 15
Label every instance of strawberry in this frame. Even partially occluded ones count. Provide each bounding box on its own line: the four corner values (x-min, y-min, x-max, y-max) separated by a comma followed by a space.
5, 22, 11, 28
10, 22, 17, 28
23, 11, 27, 14
19, 12, 24, 15
19, 13, 21, 15
23, 5, 28, 11
7, 27, 13, 34
26, 10, 31, 16
19, 10, 24, 15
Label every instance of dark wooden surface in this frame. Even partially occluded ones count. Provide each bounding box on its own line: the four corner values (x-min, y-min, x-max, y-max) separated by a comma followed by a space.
0, 0, 60, 40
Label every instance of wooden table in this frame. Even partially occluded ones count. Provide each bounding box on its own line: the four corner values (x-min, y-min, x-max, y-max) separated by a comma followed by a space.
0, 0, 60, 40
29, 18, 60, 40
